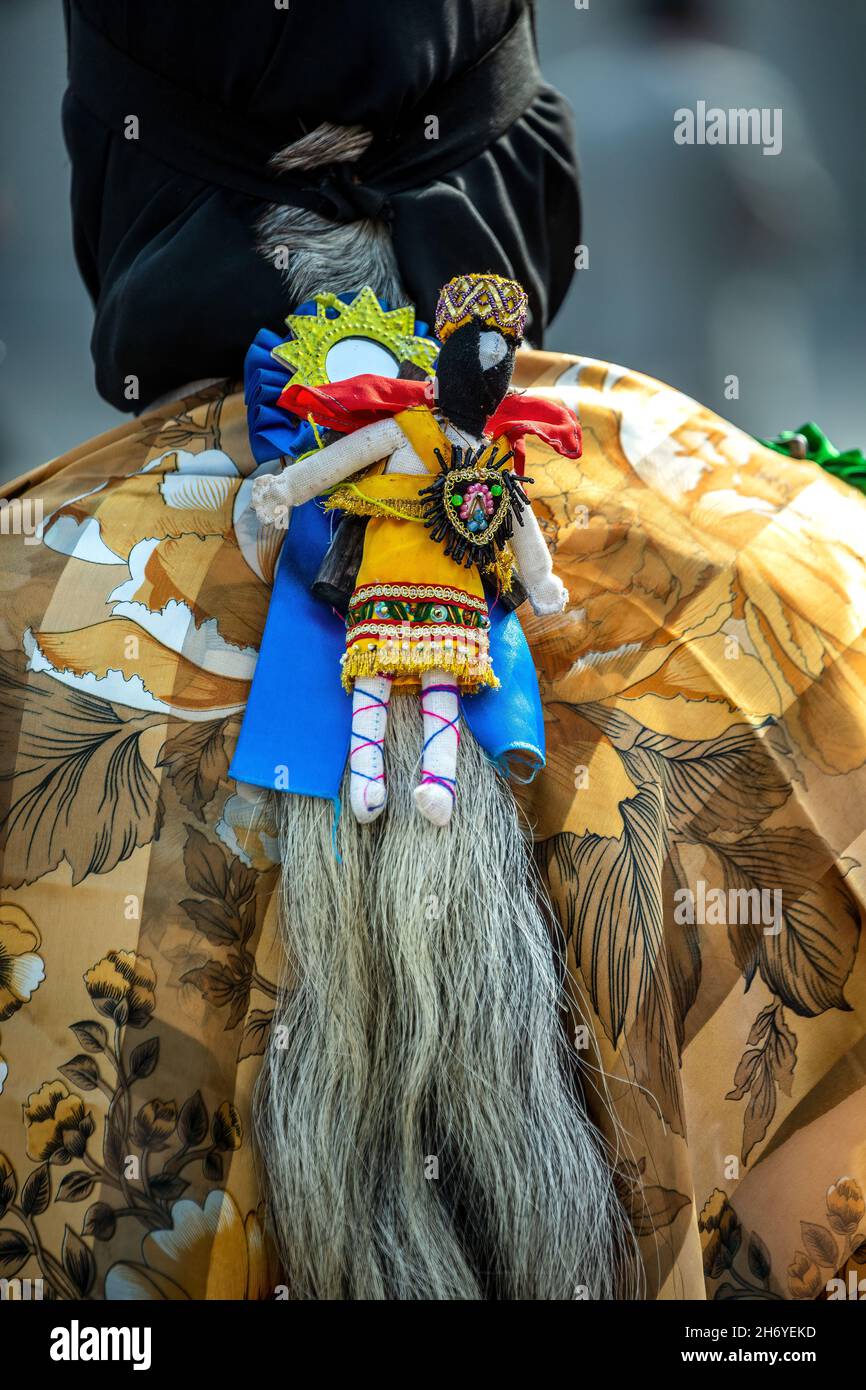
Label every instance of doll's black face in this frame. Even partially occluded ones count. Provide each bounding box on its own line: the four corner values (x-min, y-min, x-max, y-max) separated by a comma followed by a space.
435, 320, 517, 435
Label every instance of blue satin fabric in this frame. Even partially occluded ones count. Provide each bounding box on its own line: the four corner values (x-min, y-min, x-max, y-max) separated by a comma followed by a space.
244, 327, 318, 464
228, 500, 546, 799
243, 294, 435, 465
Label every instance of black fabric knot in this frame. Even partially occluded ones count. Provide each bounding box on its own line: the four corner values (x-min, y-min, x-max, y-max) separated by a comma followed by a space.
314, 164, 392, 224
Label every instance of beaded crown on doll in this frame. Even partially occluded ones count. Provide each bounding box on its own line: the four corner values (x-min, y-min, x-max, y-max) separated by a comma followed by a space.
434, 272, 527, 344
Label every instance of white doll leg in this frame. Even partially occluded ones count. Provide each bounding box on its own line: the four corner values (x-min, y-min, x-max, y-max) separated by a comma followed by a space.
413, 670, 460, 827
349, 676, 392, 823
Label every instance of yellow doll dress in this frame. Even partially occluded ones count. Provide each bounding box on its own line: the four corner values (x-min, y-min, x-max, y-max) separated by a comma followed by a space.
325, 406, 505, 692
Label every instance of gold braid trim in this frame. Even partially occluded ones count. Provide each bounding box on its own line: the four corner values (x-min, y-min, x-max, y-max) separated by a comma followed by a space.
323, 484, 427, 520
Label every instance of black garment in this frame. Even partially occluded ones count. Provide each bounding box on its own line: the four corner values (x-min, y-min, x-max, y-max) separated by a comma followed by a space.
62, 0, 581, 411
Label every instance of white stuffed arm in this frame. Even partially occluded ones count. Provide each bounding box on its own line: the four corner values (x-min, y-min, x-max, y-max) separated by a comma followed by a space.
252, 417, 404, 523
510, 501, 568, 615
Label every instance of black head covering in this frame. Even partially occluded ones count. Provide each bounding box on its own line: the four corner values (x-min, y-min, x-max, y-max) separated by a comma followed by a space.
62, 0, 581, 411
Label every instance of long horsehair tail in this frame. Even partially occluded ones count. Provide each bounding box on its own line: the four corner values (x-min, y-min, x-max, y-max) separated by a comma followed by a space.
254, 695, 642, 1300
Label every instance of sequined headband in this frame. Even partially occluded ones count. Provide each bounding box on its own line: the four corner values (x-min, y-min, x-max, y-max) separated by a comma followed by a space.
435, 273, 528, 344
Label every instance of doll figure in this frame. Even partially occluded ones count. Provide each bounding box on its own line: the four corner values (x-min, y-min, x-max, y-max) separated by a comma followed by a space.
252, 273, 579, 827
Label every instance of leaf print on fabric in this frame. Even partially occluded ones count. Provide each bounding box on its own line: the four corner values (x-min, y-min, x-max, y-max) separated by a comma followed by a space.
664, 843, 702, 1056
157, 718, 233, 821
56, 1169, 99, 1203
62, 1224, 96, 1296
183, 825, 256, 915
183, 958, 251, 1030
590, 708, 793, 841
800, 1221, 839, 1268
20, 1162, 51, 1216
179, 826, 257, 954
711, 829, 861, 1015
616, 1158, 691, 1239
726, 1003, 797, 1163
748, 1230, 772, 1283
537, 784, 698, 1133
178, 826, 278, 1051
538, 784, 666, 1048
629, 852, 703, 1136
0, 652, 164, 887
238, 1008, 273, 1062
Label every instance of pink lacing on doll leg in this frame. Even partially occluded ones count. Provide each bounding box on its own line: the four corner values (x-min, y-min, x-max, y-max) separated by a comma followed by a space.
420, 684, 460, 800
349, 676, 392, 823
414, 676, 460, 826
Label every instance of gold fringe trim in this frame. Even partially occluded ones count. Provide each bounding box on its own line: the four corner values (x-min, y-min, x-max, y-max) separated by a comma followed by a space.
482, 549, 515, 593
340, 643, 499, 694
324, 485, 427, 521
483, 544, 516, 594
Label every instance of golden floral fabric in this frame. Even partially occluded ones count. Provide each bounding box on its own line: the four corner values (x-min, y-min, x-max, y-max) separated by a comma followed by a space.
0, 352, 864, 1300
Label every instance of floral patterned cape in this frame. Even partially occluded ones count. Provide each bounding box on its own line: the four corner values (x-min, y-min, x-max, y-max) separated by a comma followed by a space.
1, 349, 864, 1301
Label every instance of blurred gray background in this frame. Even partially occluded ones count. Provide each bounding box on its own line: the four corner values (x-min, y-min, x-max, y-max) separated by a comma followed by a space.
1, 0, 863, 484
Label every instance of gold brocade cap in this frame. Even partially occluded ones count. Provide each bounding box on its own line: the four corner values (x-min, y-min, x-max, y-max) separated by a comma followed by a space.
434, 273, 528, 344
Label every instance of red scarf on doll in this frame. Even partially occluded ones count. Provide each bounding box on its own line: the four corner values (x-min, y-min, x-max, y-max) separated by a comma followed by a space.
277, 374, 582, 475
